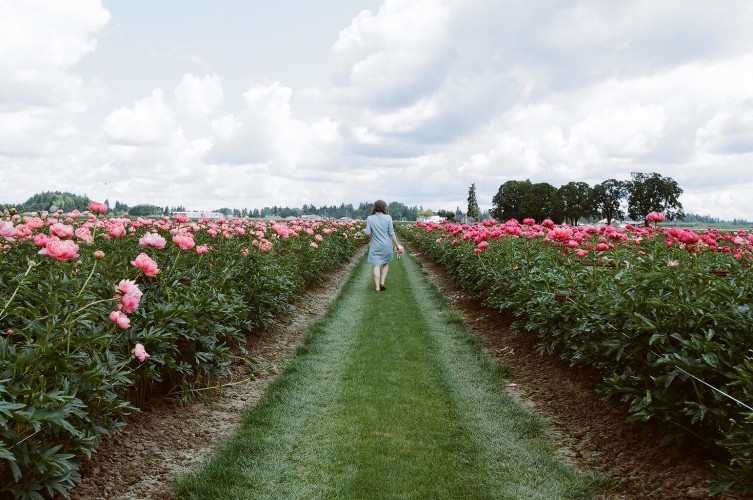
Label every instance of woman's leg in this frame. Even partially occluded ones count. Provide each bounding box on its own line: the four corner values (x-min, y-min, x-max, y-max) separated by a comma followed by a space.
380, 263, 389, 287
373, 265, 381, 291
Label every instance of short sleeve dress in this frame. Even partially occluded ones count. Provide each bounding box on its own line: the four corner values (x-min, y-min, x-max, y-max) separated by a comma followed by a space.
365, 212, 395, 265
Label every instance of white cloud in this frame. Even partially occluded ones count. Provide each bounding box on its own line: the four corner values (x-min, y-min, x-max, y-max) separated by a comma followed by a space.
103, 89, 176, 146
175, 74, 223, 115
207, 82, 342, 171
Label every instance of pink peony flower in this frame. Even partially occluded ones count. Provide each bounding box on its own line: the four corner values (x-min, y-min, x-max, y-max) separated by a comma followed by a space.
174, 213, 189, 223
477, 241, 489, 250
646, 211, 665, 223
38, 239, 80, 262
133, 343, 150, 362
109, 310, 131, 329
89, 201, 108, 215
115, 279, 142, 313
195, 245, 209, 254
94, 250, 105, 259
139, 232, 167, 249
33, 233, 50, 247
0, 220, 17, 242
172, 232, 195, 250
107, 223, 127, 239
131, 252, 160, 277
50, 222, 74, 239
75, 227, 93, 244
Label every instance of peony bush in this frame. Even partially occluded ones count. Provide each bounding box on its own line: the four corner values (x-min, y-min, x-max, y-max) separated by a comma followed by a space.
0, 206, 361, 498
402, 217, 753, 492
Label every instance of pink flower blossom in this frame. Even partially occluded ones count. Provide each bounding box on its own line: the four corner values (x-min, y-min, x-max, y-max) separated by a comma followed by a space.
115, 279, 142, 313
33, 233, 50, 247
195, 245, 209, 254
38, 239, 80, 262
139, 232, 167, 249
0, 220, 17, 242
314, 234, 324, 243
75, 227, 93, 244
131, 252, 160, 277
94, 250, 105, 259
109, 310, 131, 329
594, 242, 610, 252
174, 213, 189, 223
646, 211, 665, 223
477, 241, 489, 250
172, 232, 195, 250
50, 222, 74, 238
89, 201, 108, 214
522, 218, 536, 226
133, 343, 150, 362
107, 223, 127, 239
310, 241, 318, 248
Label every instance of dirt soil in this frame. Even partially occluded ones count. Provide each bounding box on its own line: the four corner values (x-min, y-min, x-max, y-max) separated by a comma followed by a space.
72, 246, 741, 499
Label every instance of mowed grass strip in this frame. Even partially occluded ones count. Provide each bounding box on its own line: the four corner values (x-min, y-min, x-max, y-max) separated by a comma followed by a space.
176, 252, 603, 499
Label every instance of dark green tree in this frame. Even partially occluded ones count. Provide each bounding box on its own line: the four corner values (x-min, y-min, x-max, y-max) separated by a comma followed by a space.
128, 204, 163, 216
558, 181, 593, 225
491, 179, 532, 221
627, 172, 684, 225
589, 179, 627, 225
520, 182, 564, 223
467, 183, 480, 221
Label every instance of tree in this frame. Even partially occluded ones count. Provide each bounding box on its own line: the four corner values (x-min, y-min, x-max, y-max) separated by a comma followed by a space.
491, 179, 532, 221
467, 183, 480, 221
590, 179, 627, 225
558, 181, 593, 225
627, 172, 684, 225
436, 209, 455, 221
128, 204, 163, 216
520, 182, 564, 223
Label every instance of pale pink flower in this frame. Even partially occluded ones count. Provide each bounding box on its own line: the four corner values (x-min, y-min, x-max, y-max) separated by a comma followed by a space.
195, 245, 209, 254
131, 252, 160, 277
115, 279, 142, 313
0, 220, 17, 242
94, 250, 105, 259
139, 232, 167, 249
33, 233, 50, 247
75, 227, 93, 244
310, 241, 318, 248
89, 201, 108, 215
107, 223, 127, 238
172, 232, 195, 250
38, 239, 80, 262
314, 234, 324, 243
23, 216, 44, 229
50, 222, 74, 239
575, 249, 589, 258
174, 213, 189, 223
109, 310, 131, 329
667, 260, 679, 267
133, 343, 150, 362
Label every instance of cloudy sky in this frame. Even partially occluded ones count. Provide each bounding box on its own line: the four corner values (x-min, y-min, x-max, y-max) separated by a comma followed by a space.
2, 0, 753, 220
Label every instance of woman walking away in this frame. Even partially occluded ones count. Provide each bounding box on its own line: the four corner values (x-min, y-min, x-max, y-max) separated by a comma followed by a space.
365, 200, 404, 292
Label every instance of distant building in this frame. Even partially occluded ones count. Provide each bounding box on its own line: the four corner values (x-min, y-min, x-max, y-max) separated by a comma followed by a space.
172, 211, 223, 220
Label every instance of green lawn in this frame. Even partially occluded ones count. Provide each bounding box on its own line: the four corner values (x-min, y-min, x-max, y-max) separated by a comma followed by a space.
176, 251, 603, 499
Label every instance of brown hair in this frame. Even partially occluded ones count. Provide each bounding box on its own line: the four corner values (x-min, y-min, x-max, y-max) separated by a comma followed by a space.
371, 200, 388, 215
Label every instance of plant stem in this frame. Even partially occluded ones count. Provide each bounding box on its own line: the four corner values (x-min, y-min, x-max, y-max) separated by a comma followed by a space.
0, 258, 36, 321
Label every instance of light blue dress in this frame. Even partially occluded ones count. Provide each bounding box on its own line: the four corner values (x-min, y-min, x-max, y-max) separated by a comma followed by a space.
365, 213, 394, 265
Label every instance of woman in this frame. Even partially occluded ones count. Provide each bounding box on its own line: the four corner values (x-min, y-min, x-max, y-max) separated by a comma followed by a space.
364, 200, 404, 292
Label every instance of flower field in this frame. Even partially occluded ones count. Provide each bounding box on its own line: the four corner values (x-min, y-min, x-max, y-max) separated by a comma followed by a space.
0, 206, 361, 498
401, 217, 753, 492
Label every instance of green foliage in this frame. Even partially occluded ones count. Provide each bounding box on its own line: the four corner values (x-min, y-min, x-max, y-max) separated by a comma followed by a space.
401, 220, 753, 493
127, 204, 163, 216
0, 213, 360, 497
14, 191, 92, 213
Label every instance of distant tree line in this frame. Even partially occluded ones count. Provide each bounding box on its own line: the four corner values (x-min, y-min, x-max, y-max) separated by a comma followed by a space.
489, 172, 685, 226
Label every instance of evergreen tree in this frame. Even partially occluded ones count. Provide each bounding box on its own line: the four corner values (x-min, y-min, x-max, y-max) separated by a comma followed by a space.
467, 183, 480, 220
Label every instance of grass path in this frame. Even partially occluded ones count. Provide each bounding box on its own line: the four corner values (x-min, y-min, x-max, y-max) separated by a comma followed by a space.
176, 252, 603, 499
